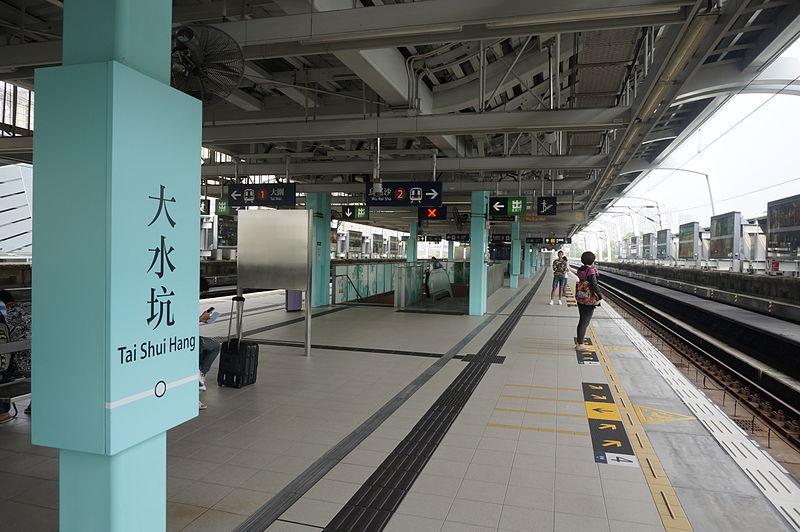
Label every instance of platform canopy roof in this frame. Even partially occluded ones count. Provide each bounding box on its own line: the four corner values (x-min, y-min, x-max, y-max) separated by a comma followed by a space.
0, 0, 798, 235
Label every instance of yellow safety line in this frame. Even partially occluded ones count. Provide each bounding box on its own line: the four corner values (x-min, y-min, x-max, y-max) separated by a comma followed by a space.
589, 324, 693, 531
522, 338, 580, 344
500, 394, 584, 403
519, 344, 579, 351
517, 352, 575, 357
505, 384, 582, 392
487, 423, 590, 436
495, 407, 587, 419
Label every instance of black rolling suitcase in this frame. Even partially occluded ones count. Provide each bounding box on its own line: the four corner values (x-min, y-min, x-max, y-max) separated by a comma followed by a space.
217, 296, 259, 388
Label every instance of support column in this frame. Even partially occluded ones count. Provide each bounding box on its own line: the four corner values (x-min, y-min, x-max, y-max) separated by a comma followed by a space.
469, 191, 489, 316
407, 222, 418, 262
33, 2, 200, 531
447, 240, 455, 262
306, 193, 331, 307
510, 222, 521, 288
523, 233, 531, 279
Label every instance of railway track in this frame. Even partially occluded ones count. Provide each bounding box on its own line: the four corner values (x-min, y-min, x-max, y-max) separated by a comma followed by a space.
599, 278, 800, 466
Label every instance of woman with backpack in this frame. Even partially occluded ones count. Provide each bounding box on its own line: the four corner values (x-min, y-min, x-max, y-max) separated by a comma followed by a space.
574, 251, 603, 351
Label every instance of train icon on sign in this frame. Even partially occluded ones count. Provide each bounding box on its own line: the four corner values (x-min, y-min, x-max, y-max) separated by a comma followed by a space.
410, 187, 423, 203
244, 189, 255, 203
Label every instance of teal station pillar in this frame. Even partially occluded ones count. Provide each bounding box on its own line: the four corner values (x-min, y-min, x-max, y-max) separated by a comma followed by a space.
510, 222, 521, 288
469, 191, 489, 316
33, 2, 201, 531
408, 222, 418, 262
306, 193, 331, 307
523, 233, 531, 279
448, 239, 455, 262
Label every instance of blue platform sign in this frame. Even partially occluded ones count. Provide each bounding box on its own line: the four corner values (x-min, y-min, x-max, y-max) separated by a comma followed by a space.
229, 183, 297, 207
365, 181, 443, 207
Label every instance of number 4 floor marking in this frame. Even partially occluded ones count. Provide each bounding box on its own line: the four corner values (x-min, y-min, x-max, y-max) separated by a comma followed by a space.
588, 324, 694, 532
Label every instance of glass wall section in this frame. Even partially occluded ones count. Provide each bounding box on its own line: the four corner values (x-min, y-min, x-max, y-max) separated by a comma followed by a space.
0, 82, 34, 136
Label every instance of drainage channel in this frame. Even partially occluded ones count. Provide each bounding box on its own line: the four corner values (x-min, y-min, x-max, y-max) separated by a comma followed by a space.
322, 278, 542, 531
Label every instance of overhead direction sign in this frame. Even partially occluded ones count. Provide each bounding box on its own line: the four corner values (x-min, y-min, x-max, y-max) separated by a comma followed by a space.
366, 181, 443, 207
491, 234, 512, 243
418, 206, 448, 221
228, 183, 297, 208
446, 233, 470, 242
342, 205, 369, 221
489, 196, 527, 220
526, 237, 543, 244
536, 196, 557, 216
417, 235, 442, 243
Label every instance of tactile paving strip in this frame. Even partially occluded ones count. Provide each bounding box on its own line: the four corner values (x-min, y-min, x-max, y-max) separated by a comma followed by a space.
605, 304, 800, 532
323, 279, 543, 532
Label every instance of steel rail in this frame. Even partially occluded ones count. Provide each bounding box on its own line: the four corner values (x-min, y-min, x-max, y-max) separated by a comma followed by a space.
600, 280, 800, 452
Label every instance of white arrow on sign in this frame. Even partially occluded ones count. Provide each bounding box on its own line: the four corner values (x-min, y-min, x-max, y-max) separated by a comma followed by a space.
345, 208, 353, 217
493, 201, 504, 212
231, 190, 242, 200
426, 189, 439, 200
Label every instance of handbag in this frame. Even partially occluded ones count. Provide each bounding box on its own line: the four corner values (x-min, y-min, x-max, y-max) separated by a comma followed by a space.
575, 267, 600, 306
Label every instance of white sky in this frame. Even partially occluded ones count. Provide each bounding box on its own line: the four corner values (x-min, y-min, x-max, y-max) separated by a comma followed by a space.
581, 38, 800, 241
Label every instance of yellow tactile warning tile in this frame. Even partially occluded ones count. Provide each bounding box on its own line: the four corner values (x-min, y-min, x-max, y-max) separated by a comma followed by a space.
589, 324, 693, 532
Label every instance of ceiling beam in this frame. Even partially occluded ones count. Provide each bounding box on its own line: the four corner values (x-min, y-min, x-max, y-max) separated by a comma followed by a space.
214, 0, 690, 55
201, 154, 607, 176
0, 40, 60, 69
244, 62, 317, 108
224, 89, 264, 111
203, 107, 630, 144
273, 0, 465, 157
742, 1, 800, 71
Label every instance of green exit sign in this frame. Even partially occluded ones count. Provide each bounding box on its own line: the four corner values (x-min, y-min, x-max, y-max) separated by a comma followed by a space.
215, 199, 230, 215
342, 205, 369, 220
507, 197, 527, 216
490, 196, 527, 217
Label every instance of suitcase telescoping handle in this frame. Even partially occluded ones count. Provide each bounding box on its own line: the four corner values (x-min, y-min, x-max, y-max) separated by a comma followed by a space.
227, 295, 246, 342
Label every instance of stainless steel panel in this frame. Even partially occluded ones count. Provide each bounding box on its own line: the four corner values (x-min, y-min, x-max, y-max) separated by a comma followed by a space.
238, 209, 311, 290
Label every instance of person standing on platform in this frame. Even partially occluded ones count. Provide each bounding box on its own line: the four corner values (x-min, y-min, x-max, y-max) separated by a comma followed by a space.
574, 251, 602, 351
549, 250, 569, 305
198, 277, 221, 410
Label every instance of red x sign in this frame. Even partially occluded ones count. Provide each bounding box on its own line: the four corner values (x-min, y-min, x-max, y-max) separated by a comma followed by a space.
418, 206, 448, 220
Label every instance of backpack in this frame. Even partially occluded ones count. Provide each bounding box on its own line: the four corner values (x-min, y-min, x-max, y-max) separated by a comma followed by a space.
553, 259, 567, 276
575, 267, 600, 306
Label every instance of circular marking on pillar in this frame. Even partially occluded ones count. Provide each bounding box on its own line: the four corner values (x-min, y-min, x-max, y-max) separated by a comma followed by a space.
154, 380, 167, 398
